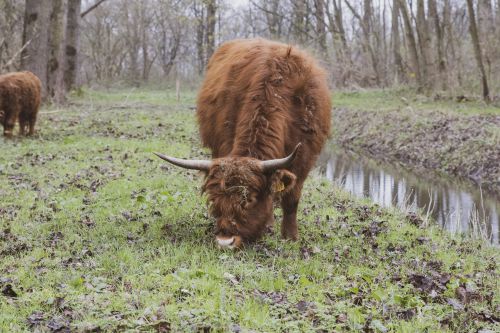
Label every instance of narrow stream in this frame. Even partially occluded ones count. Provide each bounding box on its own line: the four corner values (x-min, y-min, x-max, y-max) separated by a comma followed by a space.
318, 146, 500, 244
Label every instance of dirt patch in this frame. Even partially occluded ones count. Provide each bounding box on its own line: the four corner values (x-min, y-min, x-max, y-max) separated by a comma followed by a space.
333, 107, 500, 193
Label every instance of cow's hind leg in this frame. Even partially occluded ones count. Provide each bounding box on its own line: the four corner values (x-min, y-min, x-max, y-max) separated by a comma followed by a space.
3, 108, 18, 138
280, 181, 304, 240
28, 110, 38, 136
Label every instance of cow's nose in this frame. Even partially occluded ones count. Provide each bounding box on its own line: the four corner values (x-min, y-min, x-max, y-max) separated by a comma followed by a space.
216, 236, 235, 249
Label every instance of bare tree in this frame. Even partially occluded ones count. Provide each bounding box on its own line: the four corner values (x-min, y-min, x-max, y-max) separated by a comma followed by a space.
10, 0, 496, 97
345, 0, 381, 86
478, 0, 495, 81
47, 0, 65, 101
80, 0, 108, 18
398, 0, 422, 90
416, 0, 432, 91
313, 0, 327, 54
193, 0, 205, 75
391, 0, 404, 84
21, 0, 51, 99
263, 0, 282, 39
0, 0, 24, 72
205, 0, 217, 62
466, 0, 490, 102
154, 0, 185, 77
428, 0, 447, 90
324, 0, 353, 86
63, 0, 82, 92
292, 0, 307, 44
81, 2, 125, 82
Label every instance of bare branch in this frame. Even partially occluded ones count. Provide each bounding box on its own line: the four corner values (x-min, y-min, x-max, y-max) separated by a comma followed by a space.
81, 0, 107, 18
0, 39, 32, 72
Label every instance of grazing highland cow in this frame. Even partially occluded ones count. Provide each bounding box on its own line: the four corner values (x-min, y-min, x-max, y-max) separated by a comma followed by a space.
0, 71, 41, 137
155, 39, 331, 249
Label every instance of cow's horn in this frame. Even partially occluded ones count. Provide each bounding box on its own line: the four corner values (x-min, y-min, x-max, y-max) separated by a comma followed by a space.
153, 152, 212, 171
260, 143, 302, 172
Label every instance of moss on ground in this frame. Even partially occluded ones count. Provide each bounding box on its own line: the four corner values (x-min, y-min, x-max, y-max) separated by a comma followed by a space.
0, 89, 499, 332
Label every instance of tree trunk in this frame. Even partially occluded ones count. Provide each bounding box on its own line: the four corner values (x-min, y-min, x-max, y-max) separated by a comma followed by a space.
478, 0, 495, 36
63, 0, 81, 92
398, 0, 422, 91
428, 0, 447, 90
391, 0, 404, 84
47, 0, 65, 102
466, 0, 490, 102
21, 0, 51, 100
140, 4, 151, 82
416, 0, 432, 92
205, 0, 216, 63
443, 0, 459, 87
194, 1, 205, 75
293, 0, 307, 43
478, 0, 495, 82
497, 1, 500, 29
363, 0, 381, 86
314, 0, 327, 54
331, 0, 350, 61
264, 0, 281, 39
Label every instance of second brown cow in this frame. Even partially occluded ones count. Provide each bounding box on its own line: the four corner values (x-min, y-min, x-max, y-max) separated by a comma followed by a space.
0, 71, 41, 137
155, 39, 331, 249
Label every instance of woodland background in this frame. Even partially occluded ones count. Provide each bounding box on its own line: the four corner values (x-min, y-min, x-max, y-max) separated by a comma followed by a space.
0, 0, 498, 103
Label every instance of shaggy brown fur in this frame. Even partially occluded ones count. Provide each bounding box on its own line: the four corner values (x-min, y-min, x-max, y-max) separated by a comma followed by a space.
0, 71, 41, 137
196, 39, 331, 246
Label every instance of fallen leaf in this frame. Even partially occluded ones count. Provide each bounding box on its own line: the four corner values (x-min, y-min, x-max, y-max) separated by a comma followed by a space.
223, 272, 239, 285
27, 311, 45, 327
336, 313, 347, 323
47, 316, 70, 332
446, 298, 464, 311
1, 284, 18, 298
296, 300, 315, 312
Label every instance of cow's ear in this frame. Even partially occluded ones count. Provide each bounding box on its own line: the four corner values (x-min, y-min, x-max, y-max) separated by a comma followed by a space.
270, 169, 296, 193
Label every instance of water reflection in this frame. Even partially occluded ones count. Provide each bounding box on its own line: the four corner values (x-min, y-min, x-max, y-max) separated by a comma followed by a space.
318, 147, 500, 244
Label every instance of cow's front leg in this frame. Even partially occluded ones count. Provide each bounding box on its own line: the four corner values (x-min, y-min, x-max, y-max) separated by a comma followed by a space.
19, 117, 27, 136
280, 182, 303, 240
28, 112, 38, 136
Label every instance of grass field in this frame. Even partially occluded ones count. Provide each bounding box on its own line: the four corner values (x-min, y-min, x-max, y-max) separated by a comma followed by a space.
1, 88, 499, 332
333, 89, 500, 115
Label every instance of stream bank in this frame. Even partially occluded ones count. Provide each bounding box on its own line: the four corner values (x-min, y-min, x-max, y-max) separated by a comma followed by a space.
318, 146, 499, 244
332, 107, 500, 193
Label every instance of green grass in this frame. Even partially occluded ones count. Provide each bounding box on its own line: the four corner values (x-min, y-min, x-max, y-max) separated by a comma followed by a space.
69, 87, 197, 107
333, 89, 500, 115
1, 89, 499, 332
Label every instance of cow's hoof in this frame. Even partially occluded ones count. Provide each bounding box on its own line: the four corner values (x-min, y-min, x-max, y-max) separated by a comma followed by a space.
281, 233, 298, 241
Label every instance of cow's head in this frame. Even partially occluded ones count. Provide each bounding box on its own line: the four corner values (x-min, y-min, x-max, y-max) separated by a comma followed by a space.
154, 144, 300, 249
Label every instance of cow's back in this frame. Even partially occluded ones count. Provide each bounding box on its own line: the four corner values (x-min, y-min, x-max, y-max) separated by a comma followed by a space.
197, 39, 331, 173
0, 71, 41, 113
